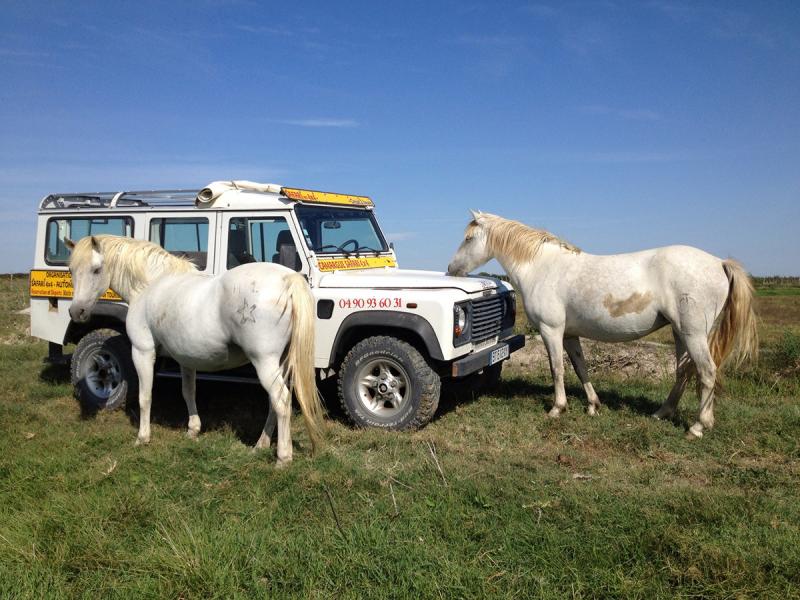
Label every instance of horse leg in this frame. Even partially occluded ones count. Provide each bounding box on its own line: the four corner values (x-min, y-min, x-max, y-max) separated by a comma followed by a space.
132, 346, 156, 445
563, 337, 601, 416
683, 334, 717, 438
181, 366, 200, 439
540, 325, 568, 417
254, 405, 277, 450
653, 330, 691, 420
253, 357, 292, 466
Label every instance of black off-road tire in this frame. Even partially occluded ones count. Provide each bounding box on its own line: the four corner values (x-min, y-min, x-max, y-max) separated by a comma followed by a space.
338, 336, 441, 430
71, 328, 137, 411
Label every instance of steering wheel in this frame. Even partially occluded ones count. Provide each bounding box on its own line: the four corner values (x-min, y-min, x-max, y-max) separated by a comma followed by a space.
337, 239, 359, 252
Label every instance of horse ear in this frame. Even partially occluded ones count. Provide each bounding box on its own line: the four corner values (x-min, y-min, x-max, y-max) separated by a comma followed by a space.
90, 236, 100, 252
469, 209, 485, 223
64, 238, 75, 251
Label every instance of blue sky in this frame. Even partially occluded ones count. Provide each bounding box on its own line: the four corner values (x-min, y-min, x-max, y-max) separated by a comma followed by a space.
2, 1, 798, 275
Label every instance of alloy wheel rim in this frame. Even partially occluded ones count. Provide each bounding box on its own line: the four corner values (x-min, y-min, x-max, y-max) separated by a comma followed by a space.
84, 350, 122, 400
355, 357, 412, 419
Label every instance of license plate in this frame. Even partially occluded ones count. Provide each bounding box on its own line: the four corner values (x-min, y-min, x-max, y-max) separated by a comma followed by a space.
489, 344, 509, 365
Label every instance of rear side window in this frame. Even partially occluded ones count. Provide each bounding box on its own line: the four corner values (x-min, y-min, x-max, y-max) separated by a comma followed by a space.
45, 217, 133, 265
149, 218, 209, 270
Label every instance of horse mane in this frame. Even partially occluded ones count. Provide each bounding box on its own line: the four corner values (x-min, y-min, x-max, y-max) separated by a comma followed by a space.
70, 235, 197, 294
469, 213, 581, 265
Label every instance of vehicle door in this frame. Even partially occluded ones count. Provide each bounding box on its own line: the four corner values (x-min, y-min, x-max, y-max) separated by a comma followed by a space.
145, 213, 217, 274
217, 211, 309, 274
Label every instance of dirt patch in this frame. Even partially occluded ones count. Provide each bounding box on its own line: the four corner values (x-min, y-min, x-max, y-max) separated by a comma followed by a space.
0, 329, 33, 345
508, 335, 674, 381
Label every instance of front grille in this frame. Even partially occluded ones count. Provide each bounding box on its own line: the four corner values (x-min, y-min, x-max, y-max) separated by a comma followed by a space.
471, 294, 505, 342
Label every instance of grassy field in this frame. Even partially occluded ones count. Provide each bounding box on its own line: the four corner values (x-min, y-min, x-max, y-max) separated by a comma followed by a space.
1, 275, 799, 598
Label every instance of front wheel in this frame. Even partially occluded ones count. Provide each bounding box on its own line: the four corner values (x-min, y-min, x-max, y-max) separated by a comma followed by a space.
338, 336, 441, 430
71, 328, 137, 410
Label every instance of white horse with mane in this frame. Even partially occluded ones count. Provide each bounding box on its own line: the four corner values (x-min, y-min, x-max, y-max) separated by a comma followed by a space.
67, 235, 323, 465
447, 211, 758, 438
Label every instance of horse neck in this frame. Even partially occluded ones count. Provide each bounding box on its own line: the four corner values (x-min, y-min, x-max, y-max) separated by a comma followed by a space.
104, 241, 192, 302
493, 243, 564, 290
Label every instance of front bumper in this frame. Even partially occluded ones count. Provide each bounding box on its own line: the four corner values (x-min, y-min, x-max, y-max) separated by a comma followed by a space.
451, 334, 525, 378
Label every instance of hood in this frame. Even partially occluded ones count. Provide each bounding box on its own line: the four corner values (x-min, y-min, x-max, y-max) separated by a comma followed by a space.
317, 268, 505, 294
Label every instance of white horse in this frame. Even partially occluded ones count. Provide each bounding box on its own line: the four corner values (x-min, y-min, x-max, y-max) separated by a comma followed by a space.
67, 235, 323, 465
447, 211, 758, 438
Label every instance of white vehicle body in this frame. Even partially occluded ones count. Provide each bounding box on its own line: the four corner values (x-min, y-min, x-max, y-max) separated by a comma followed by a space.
30, 183, 524, 429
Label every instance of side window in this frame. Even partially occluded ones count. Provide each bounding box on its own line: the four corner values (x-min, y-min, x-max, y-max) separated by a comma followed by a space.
149, 218, 209, 270
45, 217, 133, 265
227, 217, 301, 271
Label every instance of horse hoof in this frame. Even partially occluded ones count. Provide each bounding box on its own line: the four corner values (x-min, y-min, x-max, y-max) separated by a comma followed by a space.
135, 436, 150, 446
275, 458, 291, 469
186, 429, 200, 440
686, 424, 703, 439
548, 408, 562, 418
588, 405, 599, 416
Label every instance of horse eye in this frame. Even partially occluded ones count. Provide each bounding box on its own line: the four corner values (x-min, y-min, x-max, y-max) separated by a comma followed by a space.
93, 267, 102, 275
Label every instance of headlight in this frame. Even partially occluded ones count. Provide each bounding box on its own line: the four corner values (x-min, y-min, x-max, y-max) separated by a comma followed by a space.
501, 291, 516, 329
454, 305, 467, 337
453, 302, 472, 347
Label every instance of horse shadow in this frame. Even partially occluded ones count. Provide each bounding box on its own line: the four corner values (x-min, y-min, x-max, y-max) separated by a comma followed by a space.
122, 379, 269, 445
436, 374, 665, 420
503, 375, 665, 416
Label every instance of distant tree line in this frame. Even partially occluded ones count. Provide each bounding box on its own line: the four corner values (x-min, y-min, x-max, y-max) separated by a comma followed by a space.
753, 276, 800, 287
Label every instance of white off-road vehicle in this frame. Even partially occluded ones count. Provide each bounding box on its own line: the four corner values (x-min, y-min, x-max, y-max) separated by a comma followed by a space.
30, 182, 524, 430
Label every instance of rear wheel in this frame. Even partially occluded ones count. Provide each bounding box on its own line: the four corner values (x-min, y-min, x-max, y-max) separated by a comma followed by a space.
71, 328, 136, 410
338, 336, 440, 430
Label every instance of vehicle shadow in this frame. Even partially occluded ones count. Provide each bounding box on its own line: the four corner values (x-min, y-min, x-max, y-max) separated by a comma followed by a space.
39, 362, 70, 384
50, 364, 675, 439
434, 375, 486, 421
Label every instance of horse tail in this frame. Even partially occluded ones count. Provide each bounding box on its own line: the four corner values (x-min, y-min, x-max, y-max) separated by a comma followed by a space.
708, 259, 759, 370
282, 272, 325, 452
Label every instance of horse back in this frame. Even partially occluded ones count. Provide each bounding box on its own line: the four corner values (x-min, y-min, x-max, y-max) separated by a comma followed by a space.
549, 245, 730, 341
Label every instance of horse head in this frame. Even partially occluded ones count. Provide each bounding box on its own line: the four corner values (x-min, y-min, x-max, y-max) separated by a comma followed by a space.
446, 209, 494, 277
67, 235, 111, 323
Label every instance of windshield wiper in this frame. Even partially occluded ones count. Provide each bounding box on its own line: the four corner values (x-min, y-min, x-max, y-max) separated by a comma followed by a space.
317, 244, 352, 257
355, 245, 382, 257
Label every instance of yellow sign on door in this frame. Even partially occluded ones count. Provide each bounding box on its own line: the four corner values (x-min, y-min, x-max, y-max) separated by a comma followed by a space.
29, 270, 122, 301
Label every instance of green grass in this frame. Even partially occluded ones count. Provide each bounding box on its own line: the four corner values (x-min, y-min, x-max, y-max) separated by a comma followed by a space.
2, 276, 800, 598
756, 287, 800, 297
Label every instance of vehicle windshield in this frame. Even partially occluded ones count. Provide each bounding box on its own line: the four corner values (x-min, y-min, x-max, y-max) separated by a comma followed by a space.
294, 204, 388, 255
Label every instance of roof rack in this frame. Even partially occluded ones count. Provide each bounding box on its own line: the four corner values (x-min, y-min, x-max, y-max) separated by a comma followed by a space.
40, 189, 200, 211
